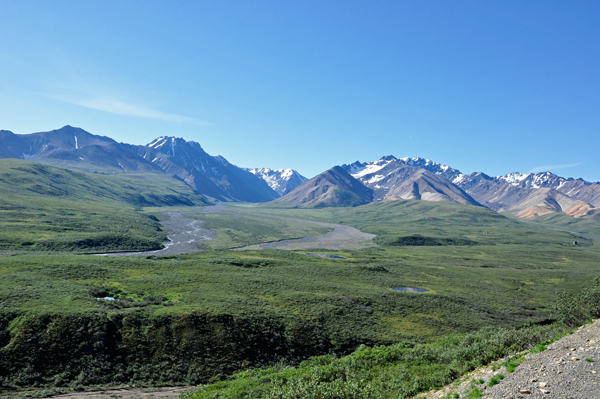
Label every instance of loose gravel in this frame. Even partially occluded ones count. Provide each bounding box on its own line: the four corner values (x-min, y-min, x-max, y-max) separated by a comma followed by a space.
235, 220, 376, 251
99, 211, 216, 257
421, 320, 600, 398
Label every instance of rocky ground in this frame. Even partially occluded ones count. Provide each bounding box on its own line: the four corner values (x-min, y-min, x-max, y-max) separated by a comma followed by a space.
49, 386, 191, 399
0, 386, 193, 399
235, 219, 376, 251
420, 320, 600, 398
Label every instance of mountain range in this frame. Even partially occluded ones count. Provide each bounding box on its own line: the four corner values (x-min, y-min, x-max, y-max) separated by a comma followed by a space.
0, 126, 303, 202
1, 126, 599, 220
333, 155, 599, 219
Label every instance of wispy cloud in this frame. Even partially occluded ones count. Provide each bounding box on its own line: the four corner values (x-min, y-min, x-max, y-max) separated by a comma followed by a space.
529, 162, 582, 173
45, 93, 212, 125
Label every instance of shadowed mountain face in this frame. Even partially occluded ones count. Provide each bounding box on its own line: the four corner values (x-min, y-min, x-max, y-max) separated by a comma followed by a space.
0, 126, 115, 159
0, 126, 163, 174
136, 137, 278, 202
270, 166, 373, 208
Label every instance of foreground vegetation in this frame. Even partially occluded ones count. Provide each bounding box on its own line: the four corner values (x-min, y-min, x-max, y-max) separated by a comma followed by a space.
183, 323, 563, 399
1, 241, 599, 395
182, 280, 600, 398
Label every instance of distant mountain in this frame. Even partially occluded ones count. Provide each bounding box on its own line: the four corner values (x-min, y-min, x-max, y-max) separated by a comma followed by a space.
343, 155, 463, 183
492, 172, 600, 208
0, 127, 280, 203
0, 126, 163, 174
137, 136, 278, 202
340, 155, 599, 219
269, 166, 372, 208
342, 156, 480, 206
247, 168, 307, 196
0, 125, 115, 158
453, 171, 599, 217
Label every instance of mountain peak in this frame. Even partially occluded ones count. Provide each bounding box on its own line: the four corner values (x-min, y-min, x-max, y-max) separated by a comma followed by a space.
270, 166, 372, 208
147, 136, 205, 155
248, 167, 307, 196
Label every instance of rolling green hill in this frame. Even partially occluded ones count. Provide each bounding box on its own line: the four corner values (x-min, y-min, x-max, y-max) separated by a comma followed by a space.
0, 159, 209, 252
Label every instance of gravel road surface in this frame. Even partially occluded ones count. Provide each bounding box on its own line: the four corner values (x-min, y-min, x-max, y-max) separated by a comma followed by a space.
421, 319, 600, 398
485, 320, 599, 398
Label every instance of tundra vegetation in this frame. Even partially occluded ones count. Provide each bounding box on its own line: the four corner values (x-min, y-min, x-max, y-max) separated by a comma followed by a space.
0, 162, 599, 397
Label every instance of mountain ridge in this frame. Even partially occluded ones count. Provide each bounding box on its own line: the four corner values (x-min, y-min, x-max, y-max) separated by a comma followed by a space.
1, 126, 599, 219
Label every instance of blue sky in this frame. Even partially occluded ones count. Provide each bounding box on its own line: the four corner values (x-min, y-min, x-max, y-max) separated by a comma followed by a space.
1, 1, 599, 180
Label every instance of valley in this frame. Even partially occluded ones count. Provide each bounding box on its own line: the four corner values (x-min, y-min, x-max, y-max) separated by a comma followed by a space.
1, 128, 600, 398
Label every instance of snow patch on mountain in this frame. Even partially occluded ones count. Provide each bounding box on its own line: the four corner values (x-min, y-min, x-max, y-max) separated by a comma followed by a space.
248, 168, 308, 196
349, 158, 395, 178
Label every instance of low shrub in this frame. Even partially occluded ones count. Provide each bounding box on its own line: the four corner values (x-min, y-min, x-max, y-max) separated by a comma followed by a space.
553, 277, 600, 327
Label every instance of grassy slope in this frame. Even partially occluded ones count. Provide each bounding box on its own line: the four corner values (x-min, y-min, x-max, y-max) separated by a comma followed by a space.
0, 159, 209, 252
2, 244, 599, 339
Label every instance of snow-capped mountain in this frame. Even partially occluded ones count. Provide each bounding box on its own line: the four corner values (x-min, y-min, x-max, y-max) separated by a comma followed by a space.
494, 171, 567, 189
341, 156, 478, 206
247, 168, 307, 196
338, 155, 600, 218
343, 156, 463, 183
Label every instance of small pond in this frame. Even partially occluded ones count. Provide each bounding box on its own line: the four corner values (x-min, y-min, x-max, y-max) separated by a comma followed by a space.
174, 259, 185, 261
392, 287, 429, 292
97, 297, 116, 301
304, 253, 346, 259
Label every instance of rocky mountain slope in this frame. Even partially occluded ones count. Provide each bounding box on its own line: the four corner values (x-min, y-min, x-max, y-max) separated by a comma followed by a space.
269, 166, 373, 208
136, 136, 278, 202
342, 156, 480, 206
453, 171, 600, 217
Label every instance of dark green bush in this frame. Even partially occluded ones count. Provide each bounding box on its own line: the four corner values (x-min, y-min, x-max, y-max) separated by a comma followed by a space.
379, 234, 479, 247
553, 277, 600, 326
